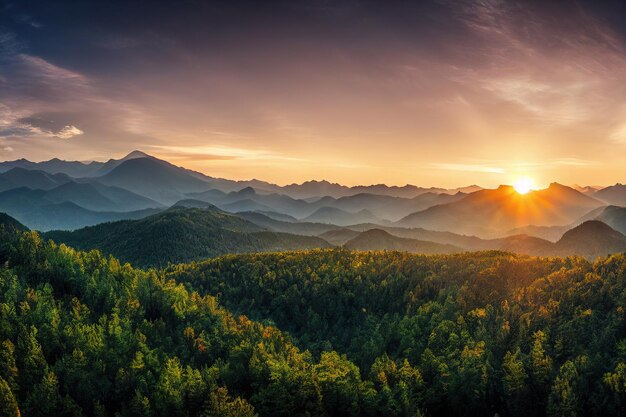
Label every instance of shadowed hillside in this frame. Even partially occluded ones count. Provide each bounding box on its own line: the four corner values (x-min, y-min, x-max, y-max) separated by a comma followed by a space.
44, 207, 331, 267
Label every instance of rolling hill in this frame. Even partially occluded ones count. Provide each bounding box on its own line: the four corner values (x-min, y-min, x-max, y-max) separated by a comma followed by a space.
0, 192, 160, 231
0, 168, 72, 191
343, 228, 463, 254
590, 205, 626, 235
44, 181, 162, 212
503, 224, 570, 242
0, 212, 28, 232
189, 186, 316, 218
45, 207, 332, 267
301, 207, 383, 226
336, 220, 626, 259
0, 183, 162, 231
227, 211, 340, 236
552, 220, 626, 258
318, 228, 361, 245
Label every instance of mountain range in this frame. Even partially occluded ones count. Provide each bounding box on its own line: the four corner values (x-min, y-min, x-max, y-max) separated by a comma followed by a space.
397, 183, 605, 237
0, 150, 625, 262
45, 206, 331, 267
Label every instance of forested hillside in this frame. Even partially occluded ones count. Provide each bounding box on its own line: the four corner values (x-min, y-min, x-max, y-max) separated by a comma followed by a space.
0, 226, 423, 417
44, 207, 331, 267
2, 222, 626, 415
169, 249, 626, 416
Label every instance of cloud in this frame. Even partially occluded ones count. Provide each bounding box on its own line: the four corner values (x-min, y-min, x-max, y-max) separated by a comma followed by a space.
150, 144, 302, 162
610, 121, 626, 144
448, 0, 626, 130
0, 31, 155, 155
54, 125, 84, 139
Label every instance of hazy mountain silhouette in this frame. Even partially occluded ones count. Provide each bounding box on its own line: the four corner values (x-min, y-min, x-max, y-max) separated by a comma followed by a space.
0, 158, 103, 177
583, 206, 626, 235
572, 184, 602, 195
221, 198, 278, 213
47, 182, 162, 211
1, 152, 486, 200
279, 180, 481, 199
503, 224, 569, 242
0, 168, 72, 192
318, 228, 362, 245
188, 186, 314, 218
96, 157, 212, 204
343, 228, 462, 254
553, 220, 626, 258
253, 211, 298, 222
0, 180, 161, 213
336, 220, 626, 259
506, 204, 626, 241
303, 191, 466, 221
0, 189, 160, 231
45, 207, 331, 267
237, 211, 340, 235
302, 207, 383, 226
592, 183, 626, 206
397, 183, 604, 237
171, 199, 218, 209
90, 150, 152, 176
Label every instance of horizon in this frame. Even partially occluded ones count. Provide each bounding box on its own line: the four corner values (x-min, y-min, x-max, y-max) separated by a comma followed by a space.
0, 149, 616, 190
2, 1, 626, 188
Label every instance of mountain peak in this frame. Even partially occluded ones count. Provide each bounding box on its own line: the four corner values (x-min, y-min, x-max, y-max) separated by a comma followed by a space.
235, 186, 256, 196
548, 182, 569, 190
555, 220, 626, 258
123, 150, 150, 160
561, 220, 621, 239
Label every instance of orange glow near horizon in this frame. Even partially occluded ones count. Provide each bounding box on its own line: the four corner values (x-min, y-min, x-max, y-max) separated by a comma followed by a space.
513, 177, 535, 195
2, 1, 626, 189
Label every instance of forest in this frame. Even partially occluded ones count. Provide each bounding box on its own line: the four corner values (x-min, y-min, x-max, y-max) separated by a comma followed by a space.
1, 222, 626, 416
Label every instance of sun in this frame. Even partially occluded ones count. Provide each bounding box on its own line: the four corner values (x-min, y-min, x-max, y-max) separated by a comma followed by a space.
513, 177, 534, 194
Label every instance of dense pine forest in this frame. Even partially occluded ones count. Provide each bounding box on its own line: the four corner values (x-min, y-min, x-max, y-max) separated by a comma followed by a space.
1, 220, 626, 416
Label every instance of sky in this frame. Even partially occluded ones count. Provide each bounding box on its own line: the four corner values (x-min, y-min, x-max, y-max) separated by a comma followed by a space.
1, 0, 626, 188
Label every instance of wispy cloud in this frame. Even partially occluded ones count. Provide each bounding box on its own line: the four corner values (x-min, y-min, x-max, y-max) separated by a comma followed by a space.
449, 0, 626, 130
149, 144, 303, 162
55, 125, 84, 139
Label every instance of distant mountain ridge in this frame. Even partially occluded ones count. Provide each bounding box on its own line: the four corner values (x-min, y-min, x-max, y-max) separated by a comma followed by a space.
338, 221, 626, 259
344, 228, 462, 254
0, 150, 621, 247
301, 207, 383, 226
44, 206, 332, 267
0, 151, 484, 199
397, 183, 604, 237
592, 183, 626, 206
552, 221, 626, 258
0, 168, 72, 192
